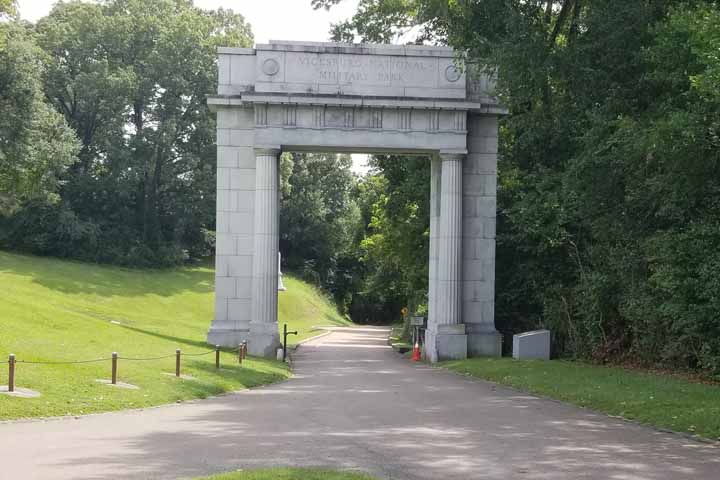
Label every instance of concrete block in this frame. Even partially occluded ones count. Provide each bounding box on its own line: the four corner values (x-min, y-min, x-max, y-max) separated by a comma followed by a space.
214, 297, 228, 322
247, 331, 281, 357
484, 175, 497, 196
217, 129, 231, 146
227, 255, 252, 277
217, 109, 254, 129
483, 218, 496, 239
248, 321, 281, 357
513, 330, 551, 360
228, 299, 252, 321
475, 238, 496, 260
237, 148, 256, 168
463, 300, 494, 324
463, 218, 484, 238
218, 54, 231, 85
229, 54, 255, 86
215, 255, 229, 277
217, 147, 238, 168
235, 234, 254, 254
463, 174, 486, 196
234, 191, 255, 212
483, 260, 495, 284
464, 153, 498, 175
229, 212, 253, 234
207, 327, 249, 348
215, 277, 236, 297
217, 168, 231, 190
467, 115, 498, 137
463, 196, 497, 219
434, 332, 467, 361
216, 211, 230, 233
476, 196, 497, 216
235, 277, 253, 299
462, 259, 483, 281
217, 191, 233, 212
230, 169, 255, 190
463, 280, 494, 302
467, 135, 498, 154
215, 234, 236, 255
229, 129, 254, 147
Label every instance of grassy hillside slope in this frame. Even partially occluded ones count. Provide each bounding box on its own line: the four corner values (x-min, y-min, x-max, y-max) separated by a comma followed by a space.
0, 251, 348, 420
279, 276, 352, 343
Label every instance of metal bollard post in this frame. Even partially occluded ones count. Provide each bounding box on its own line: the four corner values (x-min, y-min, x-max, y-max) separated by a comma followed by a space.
8, 354, 15, 392
215, 345, 220, 369
238, 344, 242, 364
283, 324, 298, 362
111, 352, 118, 385
175, 349, 181, 377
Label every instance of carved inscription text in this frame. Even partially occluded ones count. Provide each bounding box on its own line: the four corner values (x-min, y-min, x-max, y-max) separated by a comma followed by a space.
296, 54, 435, 84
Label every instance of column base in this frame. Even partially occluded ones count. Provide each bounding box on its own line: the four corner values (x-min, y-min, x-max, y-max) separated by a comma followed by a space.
207, 327, 249, 348
467, 328, 502, 357
248, 322, 281, 358
425, 324, 467, 363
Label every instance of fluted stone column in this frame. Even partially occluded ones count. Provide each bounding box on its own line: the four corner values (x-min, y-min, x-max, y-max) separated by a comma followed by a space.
426, 158, 441, 360
426, 153, 467, 362
249, 148, 281, 357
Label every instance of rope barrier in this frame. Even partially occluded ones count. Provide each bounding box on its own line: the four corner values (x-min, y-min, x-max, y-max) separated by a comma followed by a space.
8, 348, 228, 365
182, 350, 215, 357
5, 342, 249, 388
118, 353, 176, 362
15, 358, 110, 365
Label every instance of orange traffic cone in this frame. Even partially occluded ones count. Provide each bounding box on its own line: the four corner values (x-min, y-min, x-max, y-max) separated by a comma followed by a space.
411, 342, 421, 362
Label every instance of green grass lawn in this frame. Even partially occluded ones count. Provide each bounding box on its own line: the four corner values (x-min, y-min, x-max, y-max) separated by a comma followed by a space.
0, 251, 349, 420
279, 276, 352, 345
197, 468, 376, 480
443, 358, 720, 440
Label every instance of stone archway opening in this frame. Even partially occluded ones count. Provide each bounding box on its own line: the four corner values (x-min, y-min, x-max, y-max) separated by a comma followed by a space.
207, 40, 504, 362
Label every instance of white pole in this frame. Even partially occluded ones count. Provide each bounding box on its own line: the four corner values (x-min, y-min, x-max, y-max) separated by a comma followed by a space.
278, 251, 287, 291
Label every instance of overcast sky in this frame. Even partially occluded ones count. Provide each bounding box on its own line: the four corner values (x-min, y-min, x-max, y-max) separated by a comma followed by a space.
16, 0, 360, 43
15, 0, 372, 174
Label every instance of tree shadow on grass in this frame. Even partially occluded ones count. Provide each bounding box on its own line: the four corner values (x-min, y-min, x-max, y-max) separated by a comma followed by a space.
117, 324, 213, 351
186, 359, 288, 390
0, 250, 214, 297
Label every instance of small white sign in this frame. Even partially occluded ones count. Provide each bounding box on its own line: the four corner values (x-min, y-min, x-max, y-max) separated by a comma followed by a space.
410, 316, 425, 326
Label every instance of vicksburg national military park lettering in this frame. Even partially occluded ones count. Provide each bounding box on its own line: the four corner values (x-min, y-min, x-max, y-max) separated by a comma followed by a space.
297, 54, 432, 83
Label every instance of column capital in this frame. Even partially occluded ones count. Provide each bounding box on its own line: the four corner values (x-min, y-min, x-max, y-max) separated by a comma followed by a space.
254, 146, 281, 156
437, 151, 466, 162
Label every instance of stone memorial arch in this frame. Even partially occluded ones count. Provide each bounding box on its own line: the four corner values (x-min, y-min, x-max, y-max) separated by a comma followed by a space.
207, 41, 504, 362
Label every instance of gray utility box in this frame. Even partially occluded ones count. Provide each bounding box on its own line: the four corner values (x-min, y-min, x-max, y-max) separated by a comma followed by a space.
512, 330, 551, 360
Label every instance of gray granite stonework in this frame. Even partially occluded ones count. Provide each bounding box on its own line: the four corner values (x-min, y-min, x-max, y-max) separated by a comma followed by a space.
207, 41, 505, 360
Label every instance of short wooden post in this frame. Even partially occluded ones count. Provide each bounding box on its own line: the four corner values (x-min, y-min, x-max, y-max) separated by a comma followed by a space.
111, 352, 118, 385
175, 349, 181, 377
238, 344, 242, 365
215, 345, 220, 369
8, 354, 15, 392
242, 341, 248, 360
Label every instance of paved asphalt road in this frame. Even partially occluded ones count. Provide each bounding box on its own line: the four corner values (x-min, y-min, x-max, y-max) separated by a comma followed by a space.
0, 326, 718, 479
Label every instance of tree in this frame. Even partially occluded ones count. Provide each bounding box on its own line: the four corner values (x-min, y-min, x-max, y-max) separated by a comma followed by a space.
280, 152, 361, 309
0, 0, 15, 17
0, 22, 79, 212
5, 0, 253, 265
